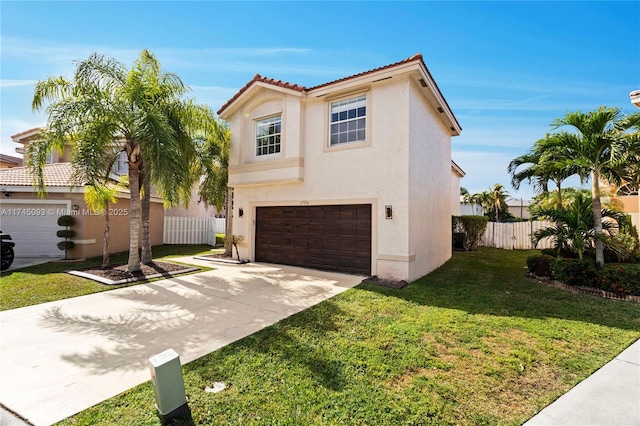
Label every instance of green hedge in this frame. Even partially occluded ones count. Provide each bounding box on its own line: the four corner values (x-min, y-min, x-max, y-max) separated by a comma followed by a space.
526, 254, 555, 278
452, 216, 488, 251
550, 258, 640, 296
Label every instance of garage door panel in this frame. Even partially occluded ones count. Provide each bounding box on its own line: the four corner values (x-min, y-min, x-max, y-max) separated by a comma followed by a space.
1, 203, 67, 257
255, 204, 371, 275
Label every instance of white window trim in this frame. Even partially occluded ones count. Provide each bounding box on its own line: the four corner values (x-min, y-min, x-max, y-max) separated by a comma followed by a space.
254, 114, 282, 159
324, 91, 372, 153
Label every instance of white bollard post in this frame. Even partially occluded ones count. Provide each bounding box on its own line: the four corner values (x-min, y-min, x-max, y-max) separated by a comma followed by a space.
149, 349, 190, 424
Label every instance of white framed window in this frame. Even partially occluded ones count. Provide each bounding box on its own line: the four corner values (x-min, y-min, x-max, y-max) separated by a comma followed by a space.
329, 94, 366, 146
256, 115, 281, 156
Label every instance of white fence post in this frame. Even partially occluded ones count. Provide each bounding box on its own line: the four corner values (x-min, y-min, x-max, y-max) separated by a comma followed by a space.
163, 217, 226, 245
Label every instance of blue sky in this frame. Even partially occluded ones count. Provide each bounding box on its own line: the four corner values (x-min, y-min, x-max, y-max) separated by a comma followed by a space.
1, 1, 639, 199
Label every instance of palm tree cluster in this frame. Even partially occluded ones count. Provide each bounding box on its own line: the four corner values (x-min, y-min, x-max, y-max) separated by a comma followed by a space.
29, 50, 228, 271
509, 107, 640, 265
463, 183, 512, 222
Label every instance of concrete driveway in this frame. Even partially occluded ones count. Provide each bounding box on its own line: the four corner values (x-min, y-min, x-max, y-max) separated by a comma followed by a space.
0, 259, 364, 425
2, 257, 53, 273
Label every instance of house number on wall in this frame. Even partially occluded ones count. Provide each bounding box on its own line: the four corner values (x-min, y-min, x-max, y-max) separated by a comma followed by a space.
300, 201, 309, 205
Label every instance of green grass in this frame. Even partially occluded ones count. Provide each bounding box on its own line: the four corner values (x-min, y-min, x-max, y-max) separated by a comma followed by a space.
59, 248, 640, 425
0, 245, 215, 311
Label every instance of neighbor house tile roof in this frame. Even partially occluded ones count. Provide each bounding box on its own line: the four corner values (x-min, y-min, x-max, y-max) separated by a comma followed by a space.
217, 53, 461, 131
10, 127, 42, 143
0, 154, 23, 167
0, 163, 81, 187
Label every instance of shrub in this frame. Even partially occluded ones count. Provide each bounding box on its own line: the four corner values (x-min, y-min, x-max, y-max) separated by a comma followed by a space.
452, 216, 488, 251
56, 230, 75, 239
57, 215, 76, 227
551, 258, 598, 288
453, 232, 464, 250
527, 254, 554, 278
57, 241, 75, 251
598, 264, 640, 296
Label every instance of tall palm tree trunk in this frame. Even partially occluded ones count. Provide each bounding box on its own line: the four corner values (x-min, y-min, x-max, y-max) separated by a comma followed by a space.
555, 180, 563, 210
128, 161, 142, 272
141, 167, 152, 264
591, 172, 605, 266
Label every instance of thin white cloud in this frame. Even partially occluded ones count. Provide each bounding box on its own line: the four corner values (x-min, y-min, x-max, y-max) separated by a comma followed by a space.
0, 79, 38, 88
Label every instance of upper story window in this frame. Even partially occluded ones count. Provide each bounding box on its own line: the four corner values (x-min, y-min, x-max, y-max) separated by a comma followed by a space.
329, 94, 366, 146
113, 150, 129, 176
256, 115, 281, 156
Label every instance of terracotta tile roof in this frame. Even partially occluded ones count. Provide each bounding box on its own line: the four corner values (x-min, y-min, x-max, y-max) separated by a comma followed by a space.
0, 154, 23, 167
217, 73, 307, 116
0, 163, 82, 187
217, 53, 461, 131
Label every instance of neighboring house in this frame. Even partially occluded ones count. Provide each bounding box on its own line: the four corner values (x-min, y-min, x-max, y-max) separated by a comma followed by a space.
506, 198, 532, 220
459, 200, 484, 216
218, 53, 463, 282
164, 186, 225, 218
451, 161, 465, 216
1, 129, 163, 259
0, 154, 23, 169
625, 90, 640, 230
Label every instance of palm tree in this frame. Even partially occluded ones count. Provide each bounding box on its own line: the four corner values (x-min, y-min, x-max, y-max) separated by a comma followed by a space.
29, 50, 215, 271
485, 183, 509, 222
532, 193, 622, 259
198, 121, 233, 256
508, 134, 577, 210
464, 192, 486, 216
84, 184, 118, 267
545, 107, 640, 266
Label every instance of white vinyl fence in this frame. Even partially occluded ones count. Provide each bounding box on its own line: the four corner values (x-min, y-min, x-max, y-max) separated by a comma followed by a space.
480, 220, 554, 250
163, 217, 226, 245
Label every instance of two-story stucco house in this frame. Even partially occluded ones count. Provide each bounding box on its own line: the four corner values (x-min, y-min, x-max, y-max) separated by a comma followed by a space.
218, 54, 463, 282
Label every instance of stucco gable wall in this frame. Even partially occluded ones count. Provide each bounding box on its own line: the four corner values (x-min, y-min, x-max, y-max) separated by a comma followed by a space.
407, 79, 453, 281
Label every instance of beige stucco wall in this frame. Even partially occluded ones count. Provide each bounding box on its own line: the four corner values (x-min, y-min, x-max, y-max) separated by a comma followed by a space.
164, 185, 224, 218
227, 74, 456, 282
613, 195, 640, 230
408, 81, 453, 281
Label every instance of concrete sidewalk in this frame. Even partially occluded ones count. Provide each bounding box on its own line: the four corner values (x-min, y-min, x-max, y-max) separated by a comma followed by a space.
525, 338, 640, 426
0, 259, 363, 425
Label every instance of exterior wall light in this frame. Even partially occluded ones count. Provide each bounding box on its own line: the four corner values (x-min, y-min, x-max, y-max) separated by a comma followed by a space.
238, 208, 244, 218
385, 205, 393, 219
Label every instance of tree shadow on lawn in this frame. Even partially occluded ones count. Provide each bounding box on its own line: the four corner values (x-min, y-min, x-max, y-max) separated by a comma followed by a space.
357, 252, 640, 333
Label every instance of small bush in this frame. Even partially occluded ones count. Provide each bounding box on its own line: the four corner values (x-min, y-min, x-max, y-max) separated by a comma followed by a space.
57, 241, 75, 251
598, 264, 640, 296
526, 254, 554, 278
57, 215, 76, 227
56, 230, 76, 239
453, 232, 464, 250
452, 216, 488, 251
551, 258, 598, 288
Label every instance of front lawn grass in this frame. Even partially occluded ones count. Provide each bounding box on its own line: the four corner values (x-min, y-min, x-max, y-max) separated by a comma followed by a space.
61, 248, 640, 425
0, 244, 214, 311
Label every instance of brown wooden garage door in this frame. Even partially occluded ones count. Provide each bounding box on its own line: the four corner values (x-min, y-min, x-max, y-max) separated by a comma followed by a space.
255, 204, 371, 275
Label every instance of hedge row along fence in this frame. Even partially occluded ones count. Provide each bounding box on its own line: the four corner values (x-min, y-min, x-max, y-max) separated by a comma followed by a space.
527, 254, 640, 298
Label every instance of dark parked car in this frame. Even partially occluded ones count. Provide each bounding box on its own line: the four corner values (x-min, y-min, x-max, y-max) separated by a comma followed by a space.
1, 232, 15, 271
